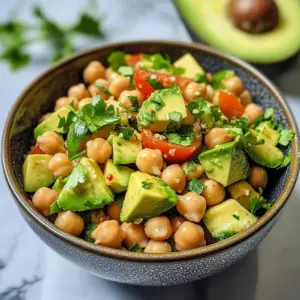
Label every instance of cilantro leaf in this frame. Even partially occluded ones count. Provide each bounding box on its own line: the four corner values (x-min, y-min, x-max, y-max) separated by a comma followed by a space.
277, 153, 292, 169
187, 179, 206, 194
0, 47, 30, 70
128, 243, 144, 252
72, 13, 104, 37
264, 108, 275, 120
164, 131, 195, 146
94, 82, 112, 97
186, 160, 197, 173
146, 77, 164, 90
118, 65, 134, 89
194, 73, 210, 84
69, 149, 87, 161
128, 96, 139, 111
249, 193, 271, 215
212, 70, 235, 89
230, 117, 249, 133
115, 196, 124, 207
85, 222, 98, 242
278, 129, 294, 146
115, 126, 135, 140
65, 162, 88, 189
108, 51, 127, 71
232, 214, 240, 221
141, 181, 153, 189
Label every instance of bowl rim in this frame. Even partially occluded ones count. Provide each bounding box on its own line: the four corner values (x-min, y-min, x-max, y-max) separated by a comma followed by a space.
2, 40, 300, 262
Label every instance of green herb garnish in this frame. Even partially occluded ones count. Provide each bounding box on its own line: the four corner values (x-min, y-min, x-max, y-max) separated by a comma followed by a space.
118, 65, 134, 89
232, 214, 240, 221
277, 153, 292, 169
128, 96, 139, 111
141, 181, 153, 189
187, 179, 206, 194
128, 243, 144, 252
85, 222, 98, 242
115, 125, 135, 140
94, 82, 112, 97
65, 163, 88, 189
249, 188, 271, 214
107, 51, 127, 71
278, 129, 295, 146
146, 77, 164, 90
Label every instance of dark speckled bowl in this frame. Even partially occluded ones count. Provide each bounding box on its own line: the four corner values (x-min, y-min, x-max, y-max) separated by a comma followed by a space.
2, 41, 299, 286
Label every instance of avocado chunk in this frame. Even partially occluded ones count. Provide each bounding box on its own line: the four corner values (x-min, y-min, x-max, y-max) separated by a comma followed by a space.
22, 154, 55, 193
173, 53, 204, 78
52, 177, 68, 193
104, 159, 134, 193
241, 130, 284, 168
203, 199, 257, 241
112, 132, 142, 165
34, 106, 69, 139
55, 157, 114, 212
174, 0, 300, 63
137, 86, 187, 132
255, 121, 280, 146
120, 172, 178, 222
228, 180, 259, 210
199, 138, 249, 187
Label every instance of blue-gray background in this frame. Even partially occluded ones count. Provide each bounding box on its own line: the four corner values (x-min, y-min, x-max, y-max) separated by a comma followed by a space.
0, 0, 299, 299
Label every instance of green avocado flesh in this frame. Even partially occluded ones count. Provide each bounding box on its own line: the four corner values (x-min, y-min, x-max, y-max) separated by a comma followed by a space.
34, 107, 69, 139
174, 0, 300, 63
137, 86, 187, 132
203, 199, 257, 241
120, 172, 178, 222
199, 139, 249, 187
22, 154, 55, 192
52, 177, 68, 193
173, 53, 204, 78
112, 131, 143, 165
54, 158, 114, 212
241, 130, 284, 168
104, 159, 134, 193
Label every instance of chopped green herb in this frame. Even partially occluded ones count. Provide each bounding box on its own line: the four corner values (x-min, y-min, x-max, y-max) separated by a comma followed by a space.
115, 125, 135, 140
94, 82, 112, 97
164, 131, 195, 147
141, 181, 153, 189
277, 153, 292, 169
69, 149, 87, 161
232, 214, 240, 221
278, 129, 294, 146
146, 77, 164, 90
65, 163, 88, 189
168, 239, 178, 252
107, 51, 127, 71
115, 196, 124, 207
264, 108, 275, 120
186, 160, 197, 173
187, 179, 206, 194
212, 70, 235, 89
85, 222, 98, 242
118, 65, 134, 89
128, 96, 139, 111
128, 243, 144, 252
249, 190, 271, 215
230, 117, 249, 133
194, 73, 210, 84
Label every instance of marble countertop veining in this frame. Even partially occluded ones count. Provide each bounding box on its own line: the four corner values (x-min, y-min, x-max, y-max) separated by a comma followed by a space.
0, 1, 299, 299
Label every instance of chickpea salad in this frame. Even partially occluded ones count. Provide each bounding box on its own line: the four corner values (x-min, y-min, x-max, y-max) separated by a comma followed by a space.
23, 52, 294, 253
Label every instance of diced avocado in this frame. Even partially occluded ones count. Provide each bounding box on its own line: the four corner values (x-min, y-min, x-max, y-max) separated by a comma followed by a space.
255, 121, 280, 146
203, 199, 257, 241
55, 158, 114, 212
34, 107, 69, 139
120, 172, 178, 222
137, 86, 187, 132
22, 154, 55, 193
173, 53, 204, 78
52, 177, 68, 193
241, 130, 284, 168
228, 180, 259, 210
112, 132, 142, 165
104, 159, 134, 193
199, 138, 249, 187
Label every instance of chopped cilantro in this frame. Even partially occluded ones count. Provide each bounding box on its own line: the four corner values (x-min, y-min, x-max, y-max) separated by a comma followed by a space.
187, 179, 206, 194
115, 197, 124, 207
230, 117, 249, 133
65, 163, 88, 189
107, 51, 127, 71
128, 96, 139, 111
194, 73, 210, 84
115, 125, 135, 140
168, 239, 178, 252
146, 77, 164, 90
249, 189, 271, 214
232, 214, 240, 221
278, 129, 294, 146
164, 131, 195, 147
128, 243, 144, 252
118, 65, 134, 89
186, 160, 197, 173
94, 82, 112, 97
264, 108, 275, 120
212, 70, 235, 89
85, 222, 98, 242
141, 181, 152, 189
69, 149, 87, 161
277, 153, 292, 169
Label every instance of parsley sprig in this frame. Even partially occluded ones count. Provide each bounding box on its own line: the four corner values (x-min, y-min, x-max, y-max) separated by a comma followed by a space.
187, 179, 206, 194
249, 188, 271, 215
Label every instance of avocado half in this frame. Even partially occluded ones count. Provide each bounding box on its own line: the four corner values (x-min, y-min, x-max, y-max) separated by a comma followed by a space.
174, 0, 300, 75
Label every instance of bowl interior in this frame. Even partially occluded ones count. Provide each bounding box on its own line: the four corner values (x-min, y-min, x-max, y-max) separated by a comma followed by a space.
4, 41, 299, 261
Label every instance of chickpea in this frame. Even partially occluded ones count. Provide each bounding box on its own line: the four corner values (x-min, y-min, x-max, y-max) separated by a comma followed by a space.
119, 90, 144, 109
78, 97, 92, 110
92, 125, 114, 140
32, 187, 58, 216
48, 153, 73, 178
121, 223, 149, 248
106, 202, 122, 223
38, 113, 52, 124
212, 90, 221, 105
161, 164, 186, 193
105, 67, 119, 83
86, 138, 112, 164
136, 148, 163, 176
249, 166, 268, 190
109, 75, 130, 98
223, 76, 244, 96
83, 61, 105, 84
37, 131, 65, 154
201, 179, 225, 207
54, 211, 84, 237
181, 162, 204, 181
204, 128, 235, 150
183, 82, 206, 102
144, 240, 172, 254
206, 85, 215, 102
54, 96, 78, 111
174, 221, 206, 251
171, 216, 187, 236
91, 220, 125, 249
176, 191, 206, 223
90, 209, 109, 224
144, 216, 172, 241
243, 103, 264, 124
88, 78, 110, 99
68, 83, 90, 100
239, 89, 253, 107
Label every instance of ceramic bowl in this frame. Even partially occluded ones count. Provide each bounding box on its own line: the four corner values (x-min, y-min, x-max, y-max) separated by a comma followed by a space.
2, 41, 299, 286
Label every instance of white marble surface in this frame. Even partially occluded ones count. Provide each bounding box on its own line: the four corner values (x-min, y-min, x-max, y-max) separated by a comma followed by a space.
0, 0, 299, 299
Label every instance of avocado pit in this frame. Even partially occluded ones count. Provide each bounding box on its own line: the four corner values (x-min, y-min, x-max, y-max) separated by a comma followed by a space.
228, 0, 280, 33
